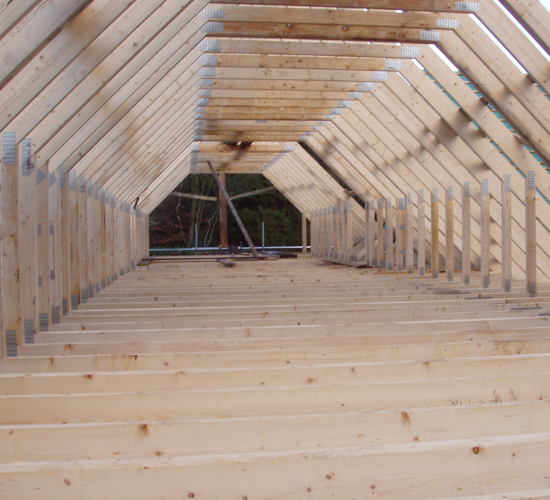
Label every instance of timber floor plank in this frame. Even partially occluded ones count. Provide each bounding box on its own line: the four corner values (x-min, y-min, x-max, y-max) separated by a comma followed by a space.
1, 257, 550, 499
3, 337, 550, 371
3, 352, 550, 395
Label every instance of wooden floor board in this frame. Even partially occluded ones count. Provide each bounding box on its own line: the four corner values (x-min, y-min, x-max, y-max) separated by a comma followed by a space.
2, 257, 550, 498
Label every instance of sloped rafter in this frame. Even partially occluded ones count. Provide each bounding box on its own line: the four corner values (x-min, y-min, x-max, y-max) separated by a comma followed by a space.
403, 52, 550, 278
38, 11, 209, 173
498, 0, 550, 55
2, 0, 183, 139
265, 145, 365, 234
436, 18, 550, 166
476, 0, 550, 95
0, 0, 94, 87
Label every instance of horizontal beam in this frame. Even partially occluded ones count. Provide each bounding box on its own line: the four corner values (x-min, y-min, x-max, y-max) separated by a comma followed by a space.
197, 105, 344, 114
197, 116, 344, 125
198, 98, 357, 107
195, 154, 284, 160
195, 143, 294, 153
195, 134, 312, 141
203, 22, 443, 43
196, 89, 369, 99
198, 66, 391, 81
201, 54, 402, 71
196, 119, 325, 128
199, 78, 376, 91
201, 38, 422, 58
197, 113, 342, 120
205, 5, 460, 29
192, 166, 266, 173
215, 0, 479, 12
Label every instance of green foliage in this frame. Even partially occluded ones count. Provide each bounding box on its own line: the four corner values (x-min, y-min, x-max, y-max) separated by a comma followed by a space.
149, 174, 303, 249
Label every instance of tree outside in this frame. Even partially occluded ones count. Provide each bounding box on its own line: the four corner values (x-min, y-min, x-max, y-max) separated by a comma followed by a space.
149, 174, 304, 250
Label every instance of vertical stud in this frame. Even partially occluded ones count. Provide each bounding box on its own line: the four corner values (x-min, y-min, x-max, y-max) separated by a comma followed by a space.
446, 186, 454, 282
386, 197, 394, 271
1, 131, 22, 354
101, 189, 108, 290
378, 199, 385, 268
481, 178, 490, 288
311, 210, 316, 257
49, 167, 62, 322
68, 169, 79, 310
368, 200, 376, 266
328, 206, 334, 258
332, 206, 339, 259
462, 182, 471, 285
396, 198, 406, 272
417, 190, 425, 277
37, 163, 50, 331
111, 195, 117, 283
320, 208, 325, 258
18, 140, 37, 344
86, 180, 94, 300
502, 175, 512, 292
94, 184, 101, 295
406, 193, 414, 274
347, 204, 353, 261
431, 188, 439, 279
526, 171, 536, 297
78, 175, 88, 303
302, 212, 307, 254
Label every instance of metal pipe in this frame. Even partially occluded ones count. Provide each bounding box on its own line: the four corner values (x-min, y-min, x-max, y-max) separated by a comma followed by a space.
150, 246, 308, 252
